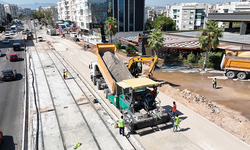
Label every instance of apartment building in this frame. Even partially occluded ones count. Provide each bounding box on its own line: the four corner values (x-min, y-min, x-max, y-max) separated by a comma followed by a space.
58, 0, 145, 32
170, 3, 208, 30
4, 4, 18, 18
18, 8, 35, 16
40, 6, 59, 21
165, 4, 171, 17
144, 6, 155, 23
0, 4, 5, 24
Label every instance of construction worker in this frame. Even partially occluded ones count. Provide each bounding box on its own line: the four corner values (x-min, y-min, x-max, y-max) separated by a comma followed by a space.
212, 78, 217, 89
65, 70, 68, 79
117, 116, 127, 136
173, 114, 180, 132
63, 70, 66, 79
171, 101, 177, 118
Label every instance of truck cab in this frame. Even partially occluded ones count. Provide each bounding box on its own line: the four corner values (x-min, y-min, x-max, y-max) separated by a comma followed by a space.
89, 61, 107, 90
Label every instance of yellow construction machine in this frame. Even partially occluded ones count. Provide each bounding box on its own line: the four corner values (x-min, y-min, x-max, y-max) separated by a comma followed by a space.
127, 55, 158, 78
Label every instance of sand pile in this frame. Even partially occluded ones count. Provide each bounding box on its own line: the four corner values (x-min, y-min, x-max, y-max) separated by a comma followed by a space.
159, 84, 250, 145
100, 49, 133, 82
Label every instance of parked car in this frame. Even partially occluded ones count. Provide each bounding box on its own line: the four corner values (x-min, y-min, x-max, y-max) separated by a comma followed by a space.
3, 38, 9, 44
9, 53, 19, 61
38, 36, 43, 42
70, 32, 77, 38
73, 37, 80, 42
0, 130, 3, 145
22, 31, 26, 34
1, 68, 17, 81
13, 43, 21, 51
5, 34, 10, 39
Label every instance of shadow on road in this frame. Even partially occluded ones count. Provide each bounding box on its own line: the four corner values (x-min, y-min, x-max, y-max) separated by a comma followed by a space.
0, 135, 15, 150
179, 127, 190, 132
151, 78, 181, 87
15, 73, 23, 80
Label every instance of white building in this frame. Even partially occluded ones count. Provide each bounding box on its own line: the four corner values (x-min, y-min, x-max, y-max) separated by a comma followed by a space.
57, 0, 91, 30
18, 7, 34, 16
165, 4, 171, 17
4, 4, 18, 18
0, 4, 5, 24
170, 2, 208, 30
144, 6, 155, 23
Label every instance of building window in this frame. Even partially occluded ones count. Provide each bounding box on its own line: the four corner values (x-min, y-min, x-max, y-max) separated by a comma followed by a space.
190, 17, 193, 19
129, 0, 134, 31
196, 9, 203, 13
177, 9, 180, 12
196, 15, 201, 19
173, 9, 177, 13
81, 22, 84, 26
183, 26, 185, 28
119, 0, 124, 31
177, 20, 179, 23
173, 15, 177, 19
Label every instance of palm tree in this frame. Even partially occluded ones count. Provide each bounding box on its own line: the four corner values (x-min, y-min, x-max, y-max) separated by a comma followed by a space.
197, 20, 223, 70
147, 29, 165, 54
105, 17, 118, 43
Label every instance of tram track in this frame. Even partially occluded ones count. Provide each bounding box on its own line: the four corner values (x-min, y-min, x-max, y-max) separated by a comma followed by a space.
29, 45, 127, 149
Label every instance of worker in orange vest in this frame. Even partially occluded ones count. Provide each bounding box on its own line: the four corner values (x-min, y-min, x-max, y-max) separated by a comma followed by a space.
171, 101, 177, 118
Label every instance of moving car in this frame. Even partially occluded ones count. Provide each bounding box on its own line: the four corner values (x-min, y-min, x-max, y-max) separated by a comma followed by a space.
38, 36, 43, 42
10, 31, 15, 35
22, 31, 26, 34
1, 68, 17, 81
9, 53, 19, 61
5, 34, 10, 39
0, 130, 3, 145
13, 43, 21, 51
3, 38, 9, 44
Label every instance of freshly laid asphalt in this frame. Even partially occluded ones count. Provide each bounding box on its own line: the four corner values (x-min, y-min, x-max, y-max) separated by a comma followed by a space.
0, 32, 25, 149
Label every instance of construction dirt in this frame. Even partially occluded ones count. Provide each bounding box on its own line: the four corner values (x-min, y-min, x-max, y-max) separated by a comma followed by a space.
150, 70, 250, 145
100, 49, 133, 82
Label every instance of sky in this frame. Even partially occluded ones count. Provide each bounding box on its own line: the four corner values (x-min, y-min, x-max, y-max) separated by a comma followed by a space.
4, 0, 238, 6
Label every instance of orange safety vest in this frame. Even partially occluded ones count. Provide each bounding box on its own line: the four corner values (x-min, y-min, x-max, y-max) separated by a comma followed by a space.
173, 104, 177, 112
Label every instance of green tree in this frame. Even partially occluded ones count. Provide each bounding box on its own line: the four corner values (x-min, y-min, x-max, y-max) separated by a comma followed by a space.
18, 13, 22, 20
152, 17, 176, 31
187, 52, 196, 64
197, 21, 223, 70
147, 29, 165, 53
105, 17, 118, 43
7, 13, 12, 22
144, 19, 153, 31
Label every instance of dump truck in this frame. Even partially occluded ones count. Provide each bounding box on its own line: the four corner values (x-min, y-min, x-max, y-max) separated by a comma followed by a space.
127, 55, 158, 78
89, 43, 171, 133
221, 54, 250, 80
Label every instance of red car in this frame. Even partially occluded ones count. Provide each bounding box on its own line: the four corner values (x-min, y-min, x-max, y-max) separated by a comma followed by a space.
9, 53, 19, 61
0, 130, 3, 145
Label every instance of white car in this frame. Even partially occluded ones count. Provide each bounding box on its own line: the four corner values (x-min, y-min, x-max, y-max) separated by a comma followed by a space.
70, 32, 77, 38
5, 34, 10, 39
10, 31, 15, 35
38, 37, 43, 42
3, 39, 9, 44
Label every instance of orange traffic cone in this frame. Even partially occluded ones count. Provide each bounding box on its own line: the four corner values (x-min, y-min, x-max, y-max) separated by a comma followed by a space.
6, 55, 8, 60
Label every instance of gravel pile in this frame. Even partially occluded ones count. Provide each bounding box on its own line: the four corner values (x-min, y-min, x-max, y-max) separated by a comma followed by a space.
100, 49, 133, 82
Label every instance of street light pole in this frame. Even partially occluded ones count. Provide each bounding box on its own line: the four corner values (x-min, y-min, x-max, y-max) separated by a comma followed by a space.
33, 18, 37, 43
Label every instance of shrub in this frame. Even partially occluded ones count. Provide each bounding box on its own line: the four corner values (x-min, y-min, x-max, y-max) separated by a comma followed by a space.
164, 54, 172, 62
115, 41, 122, 50
125, 44, 137, 54
187, 52, 196, 64
178, 54, 183, 63
198, 51, 224, 69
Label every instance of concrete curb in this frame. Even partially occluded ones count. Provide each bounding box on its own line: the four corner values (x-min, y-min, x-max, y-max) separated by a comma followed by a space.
22, 46, 28, 150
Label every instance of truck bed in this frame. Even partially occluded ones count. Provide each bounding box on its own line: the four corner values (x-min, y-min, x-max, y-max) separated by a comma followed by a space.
221, 54, 250, 71
96, 43, 133, 94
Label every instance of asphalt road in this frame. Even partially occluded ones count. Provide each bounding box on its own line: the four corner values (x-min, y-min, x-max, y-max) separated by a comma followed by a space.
0, 30, 26, 150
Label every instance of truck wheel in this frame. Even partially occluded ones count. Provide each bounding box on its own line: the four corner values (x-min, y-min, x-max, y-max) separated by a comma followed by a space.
97, 81, 101, 90
226, 71, 236, 79
93, 77, 97, 85
104, 89, 109, 99
237, 72, 246, 80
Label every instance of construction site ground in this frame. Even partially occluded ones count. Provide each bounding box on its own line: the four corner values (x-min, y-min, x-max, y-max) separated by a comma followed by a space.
26, 25, 250, 150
